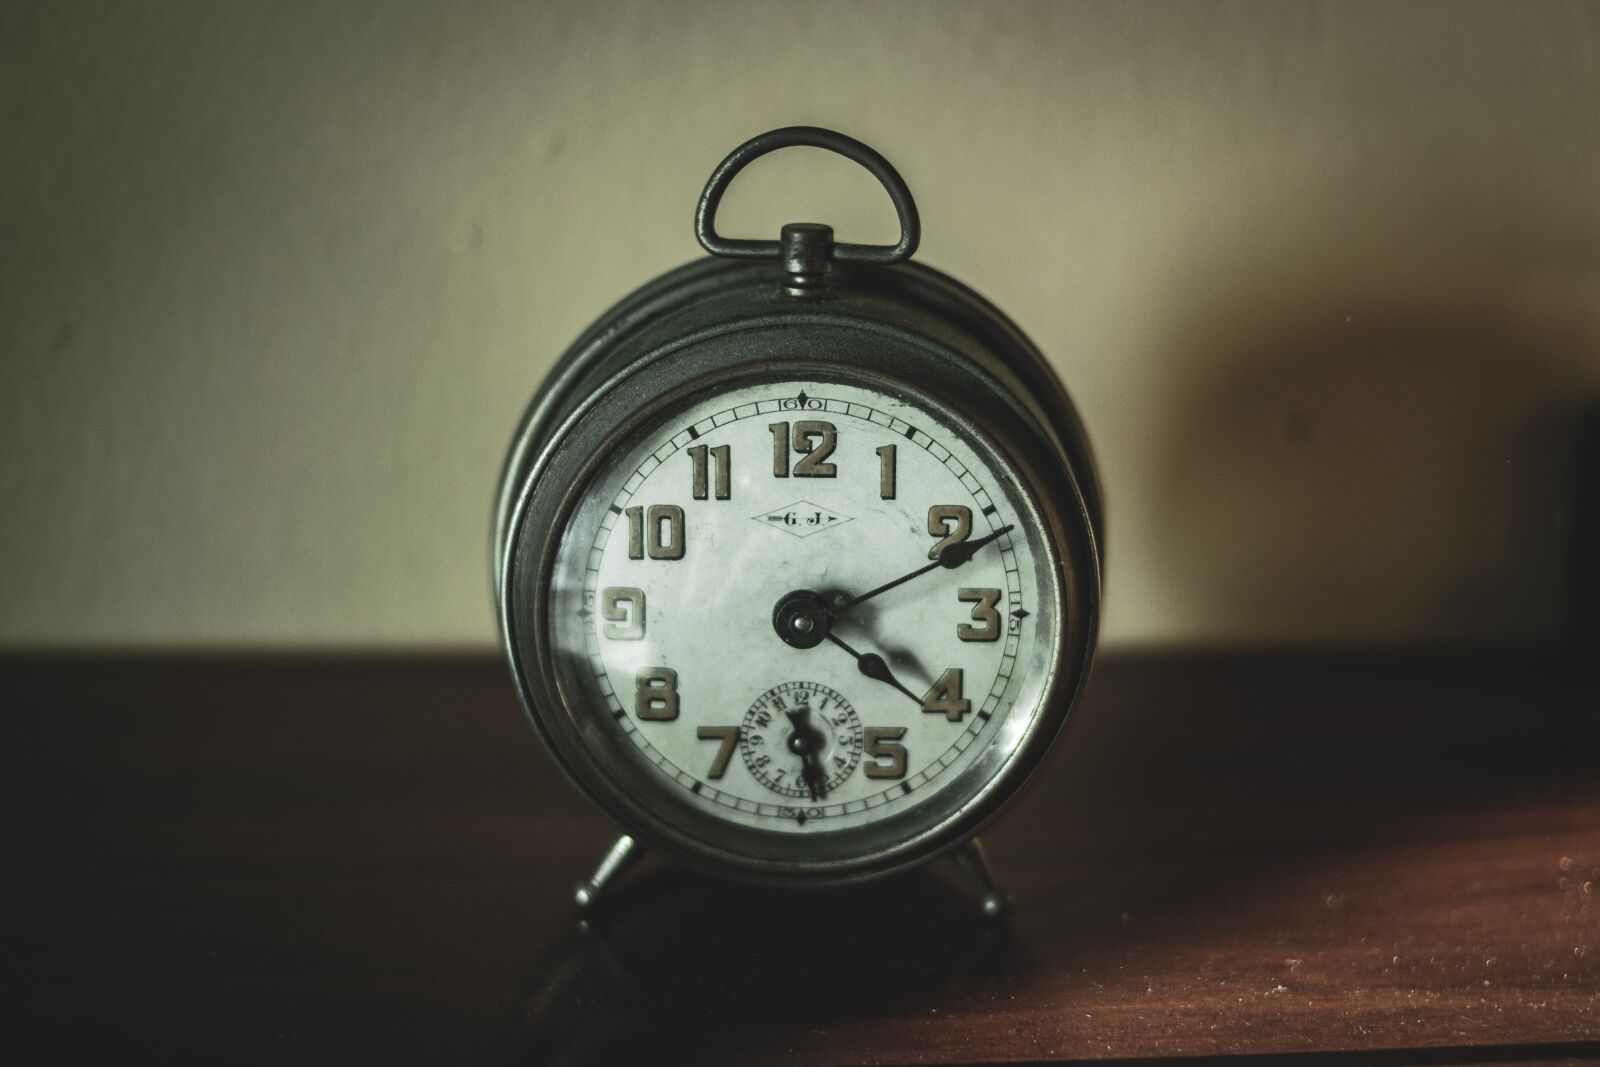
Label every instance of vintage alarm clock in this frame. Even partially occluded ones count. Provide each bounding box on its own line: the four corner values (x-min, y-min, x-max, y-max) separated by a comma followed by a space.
494, 127, 1102, 914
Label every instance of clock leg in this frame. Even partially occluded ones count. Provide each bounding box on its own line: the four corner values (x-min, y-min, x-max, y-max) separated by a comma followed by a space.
574, 834, 642, 910
951, 837, 1010, 918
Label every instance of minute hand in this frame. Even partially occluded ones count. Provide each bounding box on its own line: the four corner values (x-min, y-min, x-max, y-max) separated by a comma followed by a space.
830, 524, 1015, 615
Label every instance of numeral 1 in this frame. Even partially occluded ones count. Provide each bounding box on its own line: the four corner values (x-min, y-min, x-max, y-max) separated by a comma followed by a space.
876, 444, 896, 499
689, 444, 730, 500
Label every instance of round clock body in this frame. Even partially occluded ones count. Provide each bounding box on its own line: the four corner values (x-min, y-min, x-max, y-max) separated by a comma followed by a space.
494, 129, 1102, 888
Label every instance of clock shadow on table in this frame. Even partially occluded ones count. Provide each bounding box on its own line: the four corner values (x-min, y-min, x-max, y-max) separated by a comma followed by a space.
515, 860, 1030, 1066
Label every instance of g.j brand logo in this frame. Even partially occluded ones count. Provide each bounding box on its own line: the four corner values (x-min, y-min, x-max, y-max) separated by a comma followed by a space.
752, 500, 854, 539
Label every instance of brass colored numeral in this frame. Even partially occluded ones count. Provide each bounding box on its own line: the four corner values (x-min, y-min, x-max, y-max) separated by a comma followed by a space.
695, 726, 740, 779
921, 668, 971, 722
863, 727, 907, 779
689, 444, 731, 500
635, 667, 679, 721
625, 504, 686, 560
793, 421, 837, 477
769, 422, 789, 478
958, 588, 1001, 642
876, 444, 896, 499
600, 586, 645, 640
927, 504, 972, 560
769, 421, 838, 478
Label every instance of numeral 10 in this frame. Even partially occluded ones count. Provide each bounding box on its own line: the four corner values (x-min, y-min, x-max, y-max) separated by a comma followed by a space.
626, 505, 685, 560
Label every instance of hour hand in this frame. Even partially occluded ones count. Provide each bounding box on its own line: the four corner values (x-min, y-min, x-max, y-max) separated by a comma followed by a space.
769, 588, 923, 710
824, 633, 920, 708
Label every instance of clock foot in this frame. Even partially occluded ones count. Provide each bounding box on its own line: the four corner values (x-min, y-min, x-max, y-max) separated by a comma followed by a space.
951, 837, 1010, 919
574, 834, 642, 910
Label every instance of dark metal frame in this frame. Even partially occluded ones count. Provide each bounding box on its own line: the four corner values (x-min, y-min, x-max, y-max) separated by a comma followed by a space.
493, 128, 1103, 891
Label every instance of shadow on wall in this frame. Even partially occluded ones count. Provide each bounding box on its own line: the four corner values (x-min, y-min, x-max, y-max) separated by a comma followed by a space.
1150, 248, 1600, 650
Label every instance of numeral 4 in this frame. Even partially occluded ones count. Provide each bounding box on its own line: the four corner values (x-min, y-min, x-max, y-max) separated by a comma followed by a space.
921, 668, 971, 722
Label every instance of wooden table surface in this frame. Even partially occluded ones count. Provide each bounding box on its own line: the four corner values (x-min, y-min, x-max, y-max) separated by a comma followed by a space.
3, 652, 1597, 1065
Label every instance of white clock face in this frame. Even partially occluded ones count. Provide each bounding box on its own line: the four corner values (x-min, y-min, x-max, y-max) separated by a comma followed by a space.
548, 378, 1058, 835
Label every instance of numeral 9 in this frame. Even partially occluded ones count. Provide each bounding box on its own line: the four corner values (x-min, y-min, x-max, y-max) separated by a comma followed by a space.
601, 587, 645, 639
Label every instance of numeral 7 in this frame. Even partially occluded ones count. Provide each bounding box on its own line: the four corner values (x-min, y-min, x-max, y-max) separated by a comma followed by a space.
696, 726, 739, 779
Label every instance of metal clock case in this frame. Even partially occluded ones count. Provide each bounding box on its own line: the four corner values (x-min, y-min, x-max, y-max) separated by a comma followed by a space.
495, 128, 1102, 911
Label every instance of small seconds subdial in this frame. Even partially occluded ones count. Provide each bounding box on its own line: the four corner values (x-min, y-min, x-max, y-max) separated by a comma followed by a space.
740, 681, 863, 800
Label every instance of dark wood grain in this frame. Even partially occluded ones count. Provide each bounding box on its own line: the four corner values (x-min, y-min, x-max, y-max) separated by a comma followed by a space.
2, 653, 1596, 1065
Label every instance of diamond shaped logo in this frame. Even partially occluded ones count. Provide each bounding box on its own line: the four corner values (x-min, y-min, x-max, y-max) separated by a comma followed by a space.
752, 500, 854, 538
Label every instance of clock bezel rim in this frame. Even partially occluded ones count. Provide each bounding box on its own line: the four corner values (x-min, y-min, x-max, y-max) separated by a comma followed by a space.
501, 321, 1099, 886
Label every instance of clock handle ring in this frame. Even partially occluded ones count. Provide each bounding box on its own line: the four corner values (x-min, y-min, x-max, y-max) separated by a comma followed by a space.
695, 126, 920, 266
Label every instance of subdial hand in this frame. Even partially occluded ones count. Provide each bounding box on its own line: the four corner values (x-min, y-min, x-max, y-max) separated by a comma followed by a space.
823, 632, 921, 707
784, 706, 827, 801
829, 524, 1016, 616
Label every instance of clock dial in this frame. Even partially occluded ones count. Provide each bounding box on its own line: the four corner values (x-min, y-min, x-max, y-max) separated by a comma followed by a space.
547, 378, 1058, 834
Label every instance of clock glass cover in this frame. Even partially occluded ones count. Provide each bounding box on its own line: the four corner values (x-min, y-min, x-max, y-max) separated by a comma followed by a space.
545, 377, 1060, 842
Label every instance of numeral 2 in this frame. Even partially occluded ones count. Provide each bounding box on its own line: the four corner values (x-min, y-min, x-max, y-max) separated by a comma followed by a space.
927, 504, 971, 560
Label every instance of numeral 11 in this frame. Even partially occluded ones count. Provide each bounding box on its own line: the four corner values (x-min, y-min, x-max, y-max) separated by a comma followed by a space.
688, 444, 730, 500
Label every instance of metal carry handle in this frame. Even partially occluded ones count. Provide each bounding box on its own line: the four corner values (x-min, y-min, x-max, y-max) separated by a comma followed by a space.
694, 126, 920, 265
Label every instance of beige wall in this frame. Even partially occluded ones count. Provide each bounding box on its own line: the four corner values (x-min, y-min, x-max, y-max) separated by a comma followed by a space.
3, 0, 1599, 650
